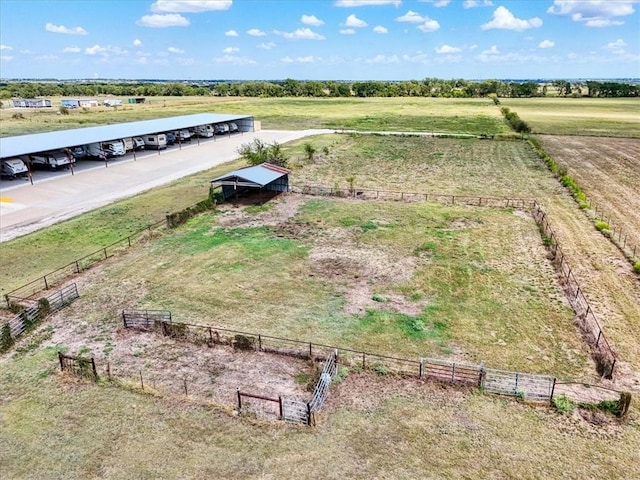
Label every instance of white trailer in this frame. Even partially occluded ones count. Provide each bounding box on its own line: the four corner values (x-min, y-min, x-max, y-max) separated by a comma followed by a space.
195, 125, 214, 138
1, 158, 28, 179
143, 134, 167, 150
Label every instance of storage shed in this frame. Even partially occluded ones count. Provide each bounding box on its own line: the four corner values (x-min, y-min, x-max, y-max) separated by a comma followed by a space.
210, 163, 290, 202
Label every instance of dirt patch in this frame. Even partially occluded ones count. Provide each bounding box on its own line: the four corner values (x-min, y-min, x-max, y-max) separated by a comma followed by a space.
216, 193, 306, 228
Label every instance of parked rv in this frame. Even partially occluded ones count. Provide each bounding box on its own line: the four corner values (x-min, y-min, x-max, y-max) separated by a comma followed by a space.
84, 143, 108, 160
214, 123, 230, 135
103, 99, 122, 107
165, 132, 176, 145
101, 140, 126, 157
229, 122, 239, 133
195, 124, 214, 138
122, 137, 134, 152
28, 150, 73, 170
143, 134, 167, 150
175, 129, 192, 142
132, 137, 145, 150
1, 158, 28, 179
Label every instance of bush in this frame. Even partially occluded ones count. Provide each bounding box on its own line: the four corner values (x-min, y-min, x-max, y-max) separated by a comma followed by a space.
595, 221, 610, 232
633, 262, 640, 274
552, 395, 576, 414
237, 139, 289, 168
37, 297, 51, 320
0, 323, 14, 353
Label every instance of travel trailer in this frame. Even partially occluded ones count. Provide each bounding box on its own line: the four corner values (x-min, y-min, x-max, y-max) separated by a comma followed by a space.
229, 122, 239, 133
103, 99, 122, 107
143, 134, 167, 150
214, 123, 229, 135
132, 137, 145, 150
122, 137, 134, 152
175, 129, 192, 142
84, 143, 108, 160
28, 150, 73, 169
101, 140, 126, 157
0, 158, 28, 179
195, 124, 214, 138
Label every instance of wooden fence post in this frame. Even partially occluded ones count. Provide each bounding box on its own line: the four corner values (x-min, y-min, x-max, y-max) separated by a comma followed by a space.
550, 378, 556, 404
140, 370, 144, 390
419, 358, 424, 379
362, 352, 366, 370
279, 396, 283, 420
237, 389, 242, 410
91, 358, 97, 379
58, 352, 64, 371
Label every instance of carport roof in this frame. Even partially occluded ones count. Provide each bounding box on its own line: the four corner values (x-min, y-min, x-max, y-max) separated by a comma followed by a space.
0, 113, 252, 159
210, 163, 290, 187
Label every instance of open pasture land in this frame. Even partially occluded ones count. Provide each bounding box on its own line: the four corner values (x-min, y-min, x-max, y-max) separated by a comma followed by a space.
0, 96, 508, 136
538, 134, 640, 239
1, 348, 638, 480
499, 97, 640, 138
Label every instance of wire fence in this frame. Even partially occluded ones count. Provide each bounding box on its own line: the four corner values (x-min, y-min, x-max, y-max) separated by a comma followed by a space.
533, 205, 617, 378
588, 202, 639, 266
5, 220, 165, 304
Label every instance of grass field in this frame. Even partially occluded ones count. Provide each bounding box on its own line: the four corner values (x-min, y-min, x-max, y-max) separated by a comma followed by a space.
1, 97, 639, 479
499, 97, 640, 138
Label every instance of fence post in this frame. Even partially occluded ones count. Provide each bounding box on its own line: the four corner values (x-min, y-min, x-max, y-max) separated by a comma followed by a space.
183, 377, 188, 397
237, 389, 242, 410
140, 370, 144, 390
91, 358, 97, 379
307, 403, 312, 426
309, 342, 313, 359
279, 396, 283, 420
451, 363, 456, 382
478, 361, 485, 389
596, 329, 602, 347
43, 275, 49, 290
609, 360, 616, 379
76, 260, 80, 274
103, 247, 108, 260
107, 361, 111, 381
362, 352, 366, 370
209, 327, 213, 344
419, 358, 424, 379
258, 334, 262, 351
58, 352, 64, 371
550, 378, 556, 404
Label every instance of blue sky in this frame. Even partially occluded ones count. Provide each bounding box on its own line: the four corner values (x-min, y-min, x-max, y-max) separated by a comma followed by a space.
1, 0, 639, 80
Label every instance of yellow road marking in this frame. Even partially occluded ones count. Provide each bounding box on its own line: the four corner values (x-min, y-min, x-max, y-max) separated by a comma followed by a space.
0, 197, 15, 203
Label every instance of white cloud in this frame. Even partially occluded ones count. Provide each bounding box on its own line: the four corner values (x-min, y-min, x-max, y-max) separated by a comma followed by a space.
435, 44, 461, 54
281, 55, 317, 63
62, 46, 81, 53
151, 0, 232, 13
365, 54, 399, 64
301, 14, 324, 26
274, 28, 325, 40
223, 46, 239, 54
481, 6, 542, 31
136, 14, 190, 28
257, 42, 277, 49
133, 39, 143, 47
547, 0, 635, 27
420, 0, 451, 7
168, 46, 185, 53
463, 0, 493, 8
481, 45, 499, 54
212, 54, 256, 65
396, 11, 428, 23
373, 25, 388, 33
225, 29, 238, 37
45, 23, 88, 35
345, 14, 368, 27
0, 44, 13, 50
538, 39, 554, 49
247, 28, 266, 36
85, 45, 128, 56
418, 19, 440, 32
340, 28, 356, 35
603, 38, 627, 54
334, 0, 401, 6
281, 56, 294, 63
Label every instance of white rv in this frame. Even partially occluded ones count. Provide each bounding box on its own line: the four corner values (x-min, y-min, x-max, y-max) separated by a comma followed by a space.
103, 99, 122, 107
101, 140, 126, 157
195, 125, 214, 138
175, 129, 191, 142
122, 137, 134, 152
1, 158, 28, 179
29, 150, 73, 169
143, 134, 167, 150
84, 143, 108, 160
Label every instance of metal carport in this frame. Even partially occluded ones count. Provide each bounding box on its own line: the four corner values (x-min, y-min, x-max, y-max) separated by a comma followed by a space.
210, 163, 290, 201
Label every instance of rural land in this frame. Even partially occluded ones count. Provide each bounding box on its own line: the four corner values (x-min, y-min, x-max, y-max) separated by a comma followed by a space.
1, 85, 640, 479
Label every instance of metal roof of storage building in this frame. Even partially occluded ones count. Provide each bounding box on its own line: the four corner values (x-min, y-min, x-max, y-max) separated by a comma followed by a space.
210, 163, 290, 187
0, 113, 252, 159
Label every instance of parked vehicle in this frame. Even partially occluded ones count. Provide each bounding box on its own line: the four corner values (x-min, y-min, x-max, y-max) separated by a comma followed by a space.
28, 150, 73, 169
1, 158, 28, 179
103, 99, 122, 107
165, 132, 176, 145
101, 140, 126, 157
214, 123, 229, 135
229, 122, 239, 133
195, 124, 214, 138
175, 129, 191, 142
132, 137, 145, 150
122, 137, 134, 151
143, 134, 167, 150
84, 143, 108, 160
69, 146, 86, 159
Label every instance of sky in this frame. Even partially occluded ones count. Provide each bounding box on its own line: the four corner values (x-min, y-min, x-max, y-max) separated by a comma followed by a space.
0, 0, 639, 81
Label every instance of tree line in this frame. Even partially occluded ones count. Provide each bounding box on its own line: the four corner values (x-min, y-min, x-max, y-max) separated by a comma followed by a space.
1, 78, 637, 100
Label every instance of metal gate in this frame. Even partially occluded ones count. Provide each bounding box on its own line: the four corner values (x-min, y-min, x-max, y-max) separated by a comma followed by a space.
282, 398, 309, 425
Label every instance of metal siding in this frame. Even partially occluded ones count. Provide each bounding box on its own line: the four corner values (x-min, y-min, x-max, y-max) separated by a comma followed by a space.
211, 164, 288, 187
0, 113, 253, 159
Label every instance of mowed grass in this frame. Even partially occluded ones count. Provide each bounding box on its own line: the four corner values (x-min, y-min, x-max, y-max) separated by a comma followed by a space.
70, 198, 587, 378
1, 347, 638, 480
0, 96, 508, 136
499, 97, 640, 138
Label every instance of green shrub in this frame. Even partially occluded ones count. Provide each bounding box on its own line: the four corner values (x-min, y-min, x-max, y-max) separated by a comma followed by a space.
552, 395, 576, 414
373, 364, 389, 376
372, 294, 388, 303
595, 221, 610, 231
0, 323, 14, 353
633, 262, 640, 274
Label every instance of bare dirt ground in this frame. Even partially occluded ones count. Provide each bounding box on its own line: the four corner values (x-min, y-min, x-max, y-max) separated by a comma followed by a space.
538, 135, 640, 241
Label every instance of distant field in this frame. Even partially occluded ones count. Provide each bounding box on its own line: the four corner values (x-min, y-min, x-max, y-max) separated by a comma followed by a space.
500, 97, 640, 137
0, 96, 507, 136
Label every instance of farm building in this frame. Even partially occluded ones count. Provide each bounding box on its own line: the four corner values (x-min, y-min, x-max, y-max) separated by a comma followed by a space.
12, 98, 51, 108
128, 97, 146, 104
210, 163, 290, 201
61, 99, 99, 108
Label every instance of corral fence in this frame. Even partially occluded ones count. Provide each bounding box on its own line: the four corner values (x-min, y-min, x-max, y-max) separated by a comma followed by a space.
5, 220, 165, 305
533, 205, 617, 379
1, 284, 79, 351
58, 352, 98, 381
289, 184, 536, 211
122, 312, 573, 410
589, 203, 639, 266
122, 309, 172, 329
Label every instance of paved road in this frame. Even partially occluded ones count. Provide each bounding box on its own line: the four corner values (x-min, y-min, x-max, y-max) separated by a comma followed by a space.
0, 129, 331, 242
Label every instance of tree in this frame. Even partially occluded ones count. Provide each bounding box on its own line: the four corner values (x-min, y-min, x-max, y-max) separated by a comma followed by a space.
237, 139, 289, 168
303, 142, 316, 161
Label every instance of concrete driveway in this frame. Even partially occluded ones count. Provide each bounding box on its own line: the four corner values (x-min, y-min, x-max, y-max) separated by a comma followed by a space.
0, 129, 331, 242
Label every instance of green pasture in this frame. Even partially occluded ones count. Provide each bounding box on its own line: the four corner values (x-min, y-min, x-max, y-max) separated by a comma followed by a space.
500, 97, 640, 137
